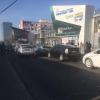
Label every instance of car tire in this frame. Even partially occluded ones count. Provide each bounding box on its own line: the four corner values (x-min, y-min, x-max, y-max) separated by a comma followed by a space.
59, 54, 64, 61
85, 58, 93, 68
48, 52, 51, 58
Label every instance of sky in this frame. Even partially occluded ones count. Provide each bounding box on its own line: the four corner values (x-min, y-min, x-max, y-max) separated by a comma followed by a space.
0, 0, 99, 27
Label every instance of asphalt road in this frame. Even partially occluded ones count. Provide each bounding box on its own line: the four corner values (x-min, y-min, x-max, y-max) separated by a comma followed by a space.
1, 53, 100, 100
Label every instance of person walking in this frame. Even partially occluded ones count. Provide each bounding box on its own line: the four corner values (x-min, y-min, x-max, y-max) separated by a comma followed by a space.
88, 41, 92, 52
84, 41, 91, 54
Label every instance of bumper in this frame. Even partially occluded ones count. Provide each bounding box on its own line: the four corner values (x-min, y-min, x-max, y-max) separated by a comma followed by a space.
65, 53, 81, 59
17, 51, 34, 55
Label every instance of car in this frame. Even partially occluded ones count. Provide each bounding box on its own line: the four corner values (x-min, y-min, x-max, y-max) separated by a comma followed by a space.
35, 47, 50, 56
16, 43, 34, 56
82, 49, 100, 68
33, 44, 43, 53
48, 44, 81, 61
33, 44, 50, 56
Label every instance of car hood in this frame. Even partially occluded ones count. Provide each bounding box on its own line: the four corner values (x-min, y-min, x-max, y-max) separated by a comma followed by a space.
83, 52, 94, 58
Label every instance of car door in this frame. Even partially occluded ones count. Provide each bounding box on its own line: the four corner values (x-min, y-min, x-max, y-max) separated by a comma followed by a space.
55, 45, 61, 58
92, 50, 100, 67
50, 45, 57, 57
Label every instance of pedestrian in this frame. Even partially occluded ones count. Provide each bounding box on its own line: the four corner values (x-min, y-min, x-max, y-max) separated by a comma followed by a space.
84, 41, 91, 54
88, 41, 92, 52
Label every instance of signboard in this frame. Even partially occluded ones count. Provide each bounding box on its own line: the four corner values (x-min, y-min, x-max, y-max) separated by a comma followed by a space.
50, 5, 82, 35
12, 27, 29, 40
51, 5, 85, 26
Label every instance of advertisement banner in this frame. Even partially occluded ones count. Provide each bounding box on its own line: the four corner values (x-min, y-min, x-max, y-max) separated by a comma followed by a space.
52, 5, 85, 26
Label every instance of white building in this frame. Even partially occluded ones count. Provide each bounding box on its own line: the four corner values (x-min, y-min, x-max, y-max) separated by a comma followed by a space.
92, 12, 100, 49
51, 5, 95, 46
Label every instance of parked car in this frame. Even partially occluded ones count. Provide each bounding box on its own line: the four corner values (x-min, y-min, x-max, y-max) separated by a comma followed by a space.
33, 44, 50, 56
48, 44, 81, 61
16, 43, 34, 56
35, 47, 50, 56
82, 49, 100, 68
33, 44, 43, 53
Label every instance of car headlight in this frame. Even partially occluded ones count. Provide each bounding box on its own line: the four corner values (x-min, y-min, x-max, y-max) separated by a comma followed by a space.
65, 49, 69, 54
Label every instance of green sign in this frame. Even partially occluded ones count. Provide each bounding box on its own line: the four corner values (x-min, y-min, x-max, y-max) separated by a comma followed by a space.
55, 31, 79, 36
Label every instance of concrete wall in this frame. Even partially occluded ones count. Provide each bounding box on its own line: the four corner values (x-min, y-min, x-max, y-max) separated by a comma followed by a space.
84, 5, 94, 44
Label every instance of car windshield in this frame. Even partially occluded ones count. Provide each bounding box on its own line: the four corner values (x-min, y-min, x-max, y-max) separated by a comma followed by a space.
56, 44, 77, 49
65, 44, 77, 48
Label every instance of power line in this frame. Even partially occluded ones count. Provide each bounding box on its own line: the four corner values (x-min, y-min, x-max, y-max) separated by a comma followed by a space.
0, 0, 18, 15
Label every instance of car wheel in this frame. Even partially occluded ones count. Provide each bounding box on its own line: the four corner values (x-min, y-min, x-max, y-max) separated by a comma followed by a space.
48, 52, 51, 57
59, 54, 64, 61
85, 58, 93, 68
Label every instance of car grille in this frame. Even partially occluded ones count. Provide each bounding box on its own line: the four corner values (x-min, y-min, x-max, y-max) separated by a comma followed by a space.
68, 48, 79, 53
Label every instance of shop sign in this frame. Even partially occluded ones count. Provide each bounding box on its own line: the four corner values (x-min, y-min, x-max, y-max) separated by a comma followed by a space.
56, 8, 73, 16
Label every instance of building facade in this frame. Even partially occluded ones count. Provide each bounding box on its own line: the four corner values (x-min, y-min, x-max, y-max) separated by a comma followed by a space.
0, 22, 12, 44
19, 5, 100, 49
19, 19, 61, 47
50, 5, 94, 47
92, 11, 100, 49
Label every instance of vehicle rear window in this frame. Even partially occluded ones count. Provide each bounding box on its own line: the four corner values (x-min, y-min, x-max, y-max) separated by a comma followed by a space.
22, 45, 33, 48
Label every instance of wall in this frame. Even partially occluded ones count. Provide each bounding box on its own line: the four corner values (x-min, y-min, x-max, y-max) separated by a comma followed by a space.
84, 5, 94, 44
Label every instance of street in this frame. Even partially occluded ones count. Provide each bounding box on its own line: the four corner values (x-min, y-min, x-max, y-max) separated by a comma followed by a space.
1, 53, 100, 100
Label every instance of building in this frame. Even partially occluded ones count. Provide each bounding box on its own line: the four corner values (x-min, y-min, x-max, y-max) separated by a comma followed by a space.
19, 20, 33, 31
50, 5, 94, 47
11, 27, 29, 42
18, 5, 100, 49
19, 19, 61, 47
19, 19, 52, 31
92, 10, 100, 49
0, 22, 12, 44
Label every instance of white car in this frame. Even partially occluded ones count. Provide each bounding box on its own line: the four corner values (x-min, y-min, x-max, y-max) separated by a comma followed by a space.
82, 49, 100, 68
16, 44, 34, 55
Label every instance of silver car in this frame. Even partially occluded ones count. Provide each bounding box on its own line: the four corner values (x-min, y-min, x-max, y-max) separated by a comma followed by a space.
16, 44, 34, 55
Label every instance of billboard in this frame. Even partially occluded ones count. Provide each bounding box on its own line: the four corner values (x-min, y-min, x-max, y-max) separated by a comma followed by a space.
51, 5, 86, 26
12, 27, 29, 40
50, 6, 83, 36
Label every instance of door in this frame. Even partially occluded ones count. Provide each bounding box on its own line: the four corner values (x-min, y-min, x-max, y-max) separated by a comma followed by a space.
92, 50, 100, 67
